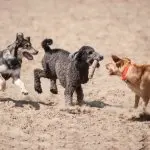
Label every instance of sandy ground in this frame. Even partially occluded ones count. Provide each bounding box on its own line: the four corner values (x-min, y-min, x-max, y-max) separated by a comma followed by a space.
0, 0, 150, 149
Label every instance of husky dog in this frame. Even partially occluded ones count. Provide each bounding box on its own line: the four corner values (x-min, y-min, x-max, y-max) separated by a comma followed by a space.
0, 33, 38, 95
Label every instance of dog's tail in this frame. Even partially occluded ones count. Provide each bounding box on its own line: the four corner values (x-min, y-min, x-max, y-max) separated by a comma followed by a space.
41, 39, 53, 52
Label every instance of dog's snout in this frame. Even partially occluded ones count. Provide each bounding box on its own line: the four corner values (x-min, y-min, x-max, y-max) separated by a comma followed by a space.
31, 49, 39, 55
100, 55, 104, 60
34, 51, 38, 55
94, 52, 104, 61
97, 55, 104, 61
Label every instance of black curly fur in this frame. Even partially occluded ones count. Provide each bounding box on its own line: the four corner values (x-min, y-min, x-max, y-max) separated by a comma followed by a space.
41, 39, 53, 52
34, 38, 103, 106
34, 69, 44, 93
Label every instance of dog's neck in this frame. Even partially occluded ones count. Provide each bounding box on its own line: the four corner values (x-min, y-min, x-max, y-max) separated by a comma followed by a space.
121, 64, 142, 85
76, 61, 89, 84
121, 64, 131, 81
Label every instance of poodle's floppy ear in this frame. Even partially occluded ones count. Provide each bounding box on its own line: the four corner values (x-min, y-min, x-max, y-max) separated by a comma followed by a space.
16, 33, 24, 43
69, 47, 85, 60
22, 51, 33, 60
111, 55, 121, 63
69, 51, 80, 60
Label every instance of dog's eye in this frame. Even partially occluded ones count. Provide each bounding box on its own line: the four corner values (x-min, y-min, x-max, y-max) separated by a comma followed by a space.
24, 44, 30, 49
88, 51, 93, 55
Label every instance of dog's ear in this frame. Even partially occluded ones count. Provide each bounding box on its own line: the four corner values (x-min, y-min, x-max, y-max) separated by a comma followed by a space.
69, 46, 86, 61
69, 51, 79, 60
111, 55, 121, 63
25, 36, 30, 42
22, 51, 33, 60
69, 46, 88, 61
69, 51, 84, 61
16, 33, 24, 43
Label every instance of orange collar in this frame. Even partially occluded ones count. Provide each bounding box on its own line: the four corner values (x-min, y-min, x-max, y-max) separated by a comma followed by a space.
121, 65, 131, 81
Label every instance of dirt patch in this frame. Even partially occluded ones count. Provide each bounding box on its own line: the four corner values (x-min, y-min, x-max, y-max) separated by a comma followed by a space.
0, 0, 150, 149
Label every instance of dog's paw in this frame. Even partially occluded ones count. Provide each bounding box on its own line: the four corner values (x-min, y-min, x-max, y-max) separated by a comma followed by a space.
50, 88, 58, 94
76, 100, 86, 106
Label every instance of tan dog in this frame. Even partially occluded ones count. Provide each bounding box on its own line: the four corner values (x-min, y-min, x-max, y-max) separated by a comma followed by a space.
106, 55, 150, 112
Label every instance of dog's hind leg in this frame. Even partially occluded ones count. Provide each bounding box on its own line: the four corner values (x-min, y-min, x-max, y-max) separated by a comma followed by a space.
75, 85, 84, 106
34, 68, 47, 94
50, 79, 58, 94
134, 95, 140, 108
142, 97, 149, 112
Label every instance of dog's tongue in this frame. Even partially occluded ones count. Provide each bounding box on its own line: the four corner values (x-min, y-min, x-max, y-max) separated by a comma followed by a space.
88, 60, 98, 79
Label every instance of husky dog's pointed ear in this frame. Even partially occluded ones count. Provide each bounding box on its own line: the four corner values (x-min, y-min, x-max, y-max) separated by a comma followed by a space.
22, 51, 33, 60
111, 55, 121, 63
25, 36, 30, 42
16, 33, 24, 43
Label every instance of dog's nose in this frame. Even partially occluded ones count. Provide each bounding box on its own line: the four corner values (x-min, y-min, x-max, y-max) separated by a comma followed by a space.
34, 51, 38, 55
100, 55, 104, 60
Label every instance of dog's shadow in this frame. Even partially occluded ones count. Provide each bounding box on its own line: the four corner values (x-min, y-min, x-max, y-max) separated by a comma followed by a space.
85, 100, 110, 108
0, 97, 54, 110
85, 99, 123, 108
129, 112, 150, 122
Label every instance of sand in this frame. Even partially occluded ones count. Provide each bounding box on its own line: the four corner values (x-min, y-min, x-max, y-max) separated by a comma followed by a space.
0, 0, 150, 149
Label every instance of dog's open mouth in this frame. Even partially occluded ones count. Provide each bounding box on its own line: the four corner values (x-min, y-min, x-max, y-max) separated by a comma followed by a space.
88, 59, 100, 68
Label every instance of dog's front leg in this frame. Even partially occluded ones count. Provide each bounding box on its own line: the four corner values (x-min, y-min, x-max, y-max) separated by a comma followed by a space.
14, 78, 28, 95
34, 68, 47, 94
12, 69, 28, 95
64, 86, 75, 106
75, 85, 84, 106
134, 95, 140, 108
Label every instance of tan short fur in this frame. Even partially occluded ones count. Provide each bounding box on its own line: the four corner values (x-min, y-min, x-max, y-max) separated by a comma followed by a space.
106, 55, 150, 112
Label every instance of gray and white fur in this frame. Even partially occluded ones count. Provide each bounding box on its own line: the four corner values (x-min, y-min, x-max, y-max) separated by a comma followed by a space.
0, 33, 38, 95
